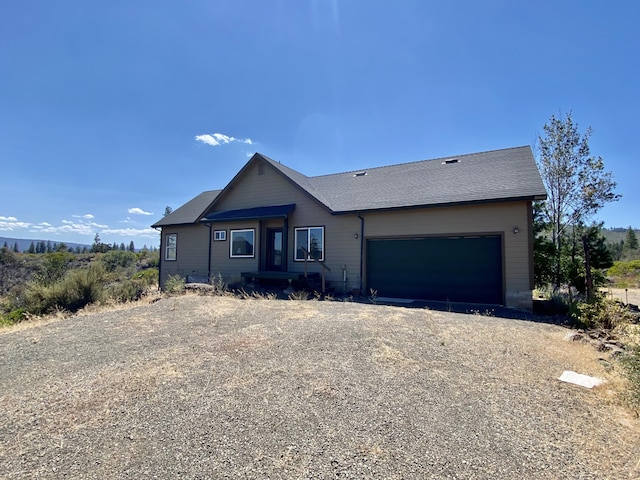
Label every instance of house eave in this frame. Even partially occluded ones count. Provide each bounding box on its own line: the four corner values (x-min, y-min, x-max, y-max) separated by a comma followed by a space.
330, 194, 547, 215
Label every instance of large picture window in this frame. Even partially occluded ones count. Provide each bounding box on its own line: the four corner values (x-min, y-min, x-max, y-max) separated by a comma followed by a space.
295, 227, 324, 261
165, 233, 177, 261
230, 229, 255, 258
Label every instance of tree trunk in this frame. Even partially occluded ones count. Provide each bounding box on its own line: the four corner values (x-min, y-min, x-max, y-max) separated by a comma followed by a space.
582, 234, 594, 301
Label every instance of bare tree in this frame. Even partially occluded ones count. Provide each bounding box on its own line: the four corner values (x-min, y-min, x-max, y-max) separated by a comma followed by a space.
536, 111, 620, 292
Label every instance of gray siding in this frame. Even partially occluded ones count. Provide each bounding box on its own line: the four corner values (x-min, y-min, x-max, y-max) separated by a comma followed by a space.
207, 161, 362, 291
159, 225, 210, 286
160, 159, 534, 308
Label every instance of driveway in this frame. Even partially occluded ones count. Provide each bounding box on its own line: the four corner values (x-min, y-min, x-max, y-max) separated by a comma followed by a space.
0, 295, 638, 479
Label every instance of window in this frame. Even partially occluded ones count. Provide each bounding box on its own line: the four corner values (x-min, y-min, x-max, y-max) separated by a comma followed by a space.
295, 227, 324, 261
213, 230, 226, 241
165, 233, 177, 261
230, 229, 255, 258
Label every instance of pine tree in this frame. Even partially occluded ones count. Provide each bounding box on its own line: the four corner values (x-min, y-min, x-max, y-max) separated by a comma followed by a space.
624, 226, 639, 251
13, 242, 19, 253
28, 242, 36, 254
128, 241, 135, 252
119, 242, 126, 251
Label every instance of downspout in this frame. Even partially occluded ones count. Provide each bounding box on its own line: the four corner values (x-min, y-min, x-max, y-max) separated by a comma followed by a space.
357, 213, 365, 295
154, 227, 163, 291
205, 223, 212, 282
283, 216, 289, 271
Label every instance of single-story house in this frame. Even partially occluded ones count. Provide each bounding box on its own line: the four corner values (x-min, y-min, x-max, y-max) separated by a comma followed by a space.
152, 146, 547, 309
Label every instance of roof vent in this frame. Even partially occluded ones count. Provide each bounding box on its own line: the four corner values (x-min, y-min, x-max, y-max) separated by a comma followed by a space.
442, 158, 459, 165
353, 171, 368, 177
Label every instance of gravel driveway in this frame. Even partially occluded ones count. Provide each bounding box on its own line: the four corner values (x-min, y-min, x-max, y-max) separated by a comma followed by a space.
0, 295, 638, 479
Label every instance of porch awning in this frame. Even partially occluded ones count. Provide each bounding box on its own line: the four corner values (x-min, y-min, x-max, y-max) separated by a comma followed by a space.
201, 204, 295, 223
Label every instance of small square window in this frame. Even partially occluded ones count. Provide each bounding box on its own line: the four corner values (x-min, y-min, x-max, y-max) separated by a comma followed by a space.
214, 230, 226, 241
165, 233, 177, 261
230, 229, 255, 258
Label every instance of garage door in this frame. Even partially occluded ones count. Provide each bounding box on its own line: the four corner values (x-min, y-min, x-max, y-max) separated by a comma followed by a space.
366, 235, 503, 304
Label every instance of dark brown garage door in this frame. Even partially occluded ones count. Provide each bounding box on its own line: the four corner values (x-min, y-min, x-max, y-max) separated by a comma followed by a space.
366, 235, 503, 304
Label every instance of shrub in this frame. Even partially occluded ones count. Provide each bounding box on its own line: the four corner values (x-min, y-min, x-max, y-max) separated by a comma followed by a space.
107, 279, 146, 303
608, 260, 640, 277
210, 273, 227, 292
132, 268, 159, 288
100, 250, 137, 272
33, 252, 74, 286
137, 250, 159, 269
164, 274, 185, 295
607, 260, 640, 288
0, 308, 26, 327
288, 290, 310, 300
574, 294, 632, 330
23, 265, 106, 315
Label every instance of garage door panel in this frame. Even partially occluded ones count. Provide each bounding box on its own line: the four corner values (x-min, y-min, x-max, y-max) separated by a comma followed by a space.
366, 236, 502, 304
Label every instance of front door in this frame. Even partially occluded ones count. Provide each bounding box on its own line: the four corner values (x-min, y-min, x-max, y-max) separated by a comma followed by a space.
266, 228, 284, 271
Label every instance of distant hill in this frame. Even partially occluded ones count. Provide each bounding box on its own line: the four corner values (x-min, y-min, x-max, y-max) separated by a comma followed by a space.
0, 236, 91, 253
602, 227, 640, 244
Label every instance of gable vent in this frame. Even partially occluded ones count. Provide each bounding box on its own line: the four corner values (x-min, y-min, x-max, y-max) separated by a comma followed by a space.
353, 171, 367, 177
442, 158, 459, 165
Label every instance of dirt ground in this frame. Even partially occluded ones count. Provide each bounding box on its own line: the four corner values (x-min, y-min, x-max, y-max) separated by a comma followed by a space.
602, 287, 640, 307
0, 295, 639, 479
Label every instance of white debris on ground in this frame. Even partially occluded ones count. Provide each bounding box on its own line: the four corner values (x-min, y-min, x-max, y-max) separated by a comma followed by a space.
558, 370, 606, 389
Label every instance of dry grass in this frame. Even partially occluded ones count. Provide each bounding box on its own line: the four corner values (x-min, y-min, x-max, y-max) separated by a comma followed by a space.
1, 296, 639, 479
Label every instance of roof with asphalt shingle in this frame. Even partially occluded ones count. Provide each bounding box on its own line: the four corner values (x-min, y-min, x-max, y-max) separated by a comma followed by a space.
310, 146, 547, 213
151, 146, 547, 227
151, 190, 221, 227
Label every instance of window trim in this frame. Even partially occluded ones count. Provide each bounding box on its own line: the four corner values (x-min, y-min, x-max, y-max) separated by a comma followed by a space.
229, 229, 255, 258
165, 233, 177, 261
213, 230, 227, 241
294, 226, 325, 262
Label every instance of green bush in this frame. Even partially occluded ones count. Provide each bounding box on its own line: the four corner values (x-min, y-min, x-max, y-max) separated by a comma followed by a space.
105, 269, 158, 303
100, 250, 137, 272
164, 274, 185, 295
107, 279, 146, 303
574, 294, 632, 330
33, 252, 74, 286
137, 250, 159, 269
608, 260, 640, 277
23, 265, 106, 315
132, 268, 158, 287
0, 308, 26, 327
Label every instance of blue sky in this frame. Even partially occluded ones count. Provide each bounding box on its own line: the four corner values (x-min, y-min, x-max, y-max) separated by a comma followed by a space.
1, 1, 638, 248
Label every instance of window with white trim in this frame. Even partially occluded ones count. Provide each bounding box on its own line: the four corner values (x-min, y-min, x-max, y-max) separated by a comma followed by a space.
213, 230, 226, 241
230, 229, 255, 258
165, 233, 177, 261
295, 227, 324, 261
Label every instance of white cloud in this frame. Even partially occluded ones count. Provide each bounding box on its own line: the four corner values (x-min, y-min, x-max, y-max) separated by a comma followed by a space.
73, 214, 95, 219
0, 216, 30, 231
102, 227, 158, 239
195, 132, 253, 147
128, 207, 153, 216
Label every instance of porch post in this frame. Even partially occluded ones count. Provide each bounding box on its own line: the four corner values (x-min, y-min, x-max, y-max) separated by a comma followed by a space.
283, 217, 289, 271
